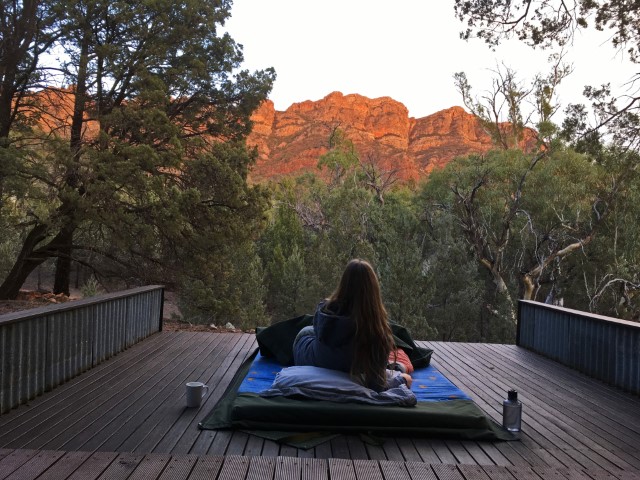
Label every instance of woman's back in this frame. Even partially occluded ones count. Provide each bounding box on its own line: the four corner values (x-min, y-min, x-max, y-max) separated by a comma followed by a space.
293, 301, 356, 372
292, 259, 398, 390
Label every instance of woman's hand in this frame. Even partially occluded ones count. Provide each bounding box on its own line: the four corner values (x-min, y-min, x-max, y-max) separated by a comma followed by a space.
401, 373, 413, 388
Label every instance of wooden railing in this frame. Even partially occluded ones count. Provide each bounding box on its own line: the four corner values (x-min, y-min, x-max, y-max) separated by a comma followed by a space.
517, 300, 640, 395
0, 285, 164, 414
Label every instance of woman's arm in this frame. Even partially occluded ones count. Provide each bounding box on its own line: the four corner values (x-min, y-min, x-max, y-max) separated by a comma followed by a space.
385, 369, 413, 389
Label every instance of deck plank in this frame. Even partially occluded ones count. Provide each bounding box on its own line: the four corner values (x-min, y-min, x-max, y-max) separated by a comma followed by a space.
428, 341, 586, 469
301, 457, 328, 480
1, 333, 640, 479
458, 464, 492, 480
410, 439, 441, 464
314, 440, 333, 460
478, 465, 517, 480
394, 438, 423, 462
331, 436, 352, 460
431, 463, 464, 480
127, 454, 172, 480
0, 448, 38, 479
246, 456, 276, 480
404, 462, 438, 480
381, 439, 405, 462
185, 455, 224, 480
36, 451, 92, 480
346, 435, 370, 460
156, 454, 198, 480
444, 441, 477, 465
4, 333, 196, 451
165, 334, 256, 455
459, 442, 493, 466
95, 452, 145, 480
240, 433, 264, 457
4, 450, 65, 480
0, 332, 173, 436
66, 451, 119, 480
260, 439, 281, 457
274, 456, 303, 480
329, 458, 357, 480
87, 333, 226, 452
378, 460, 410, 480
365, 443, 387, 461
0, 449, 637, 480
505, 465, 543, 480
475, 343, 640, 470
353, 459, 384, 480
217, 455, 250, 480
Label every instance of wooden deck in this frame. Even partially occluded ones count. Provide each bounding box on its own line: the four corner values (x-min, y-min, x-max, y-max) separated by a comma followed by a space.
1, 331, 639, 479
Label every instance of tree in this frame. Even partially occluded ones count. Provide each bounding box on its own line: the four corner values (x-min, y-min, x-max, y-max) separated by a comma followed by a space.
0, 0, 60, 140
0, 0, 61, 253
420, 206, 489, 341
421, 146, 630, 322
454, 0, 640, 150
454, 55, 571, 150
317, 127, 359, 187
454, 1, 640, 56
372, 189, 436, 340
358, 151, 400, 205
0, 0, 275, 299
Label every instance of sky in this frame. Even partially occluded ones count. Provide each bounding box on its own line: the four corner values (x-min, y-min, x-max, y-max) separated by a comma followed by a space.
224, 0, 639, 120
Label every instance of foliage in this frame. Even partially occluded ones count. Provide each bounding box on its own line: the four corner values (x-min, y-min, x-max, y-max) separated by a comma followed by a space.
419, 145, 640, 322
0, 0, 275, 316
454, 0, 640, 60
317, 127, 360, 187
454, 56, 571, 150
255, 117, 638, 339
258, 160, 439, 340
178, 241, 269, 329
454, 0, 640, 152
80, 276, 101, 298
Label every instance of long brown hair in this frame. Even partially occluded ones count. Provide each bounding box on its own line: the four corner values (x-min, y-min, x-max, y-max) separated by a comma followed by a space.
326, 259, 394, 389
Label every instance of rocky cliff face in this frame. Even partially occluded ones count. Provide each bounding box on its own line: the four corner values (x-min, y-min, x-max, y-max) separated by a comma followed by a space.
247, 92, 528, 182
25, 89, 531, 182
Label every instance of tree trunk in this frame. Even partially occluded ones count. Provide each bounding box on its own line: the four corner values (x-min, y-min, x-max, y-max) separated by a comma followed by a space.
522, 274, 536, 300
53, 226, 74, 295
0, 224, 49, 299
52, 30, 89, 293
0, 222, 79, 299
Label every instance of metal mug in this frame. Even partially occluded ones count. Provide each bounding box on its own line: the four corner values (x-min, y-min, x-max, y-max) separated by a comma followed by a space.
185, 381, 209, 408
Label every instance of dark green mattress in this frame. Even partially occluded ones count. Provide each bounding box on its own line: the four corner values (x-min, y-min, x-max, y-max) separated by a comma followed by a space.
200, 348, 515, 445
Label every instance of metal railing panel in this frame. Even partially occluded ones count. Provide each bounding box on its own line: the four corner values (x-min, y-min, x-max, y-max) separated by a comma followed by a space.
92, 298, 128, 366
518, 300, 640, 395
0, 285, 163, 413
0, 318, 48, 412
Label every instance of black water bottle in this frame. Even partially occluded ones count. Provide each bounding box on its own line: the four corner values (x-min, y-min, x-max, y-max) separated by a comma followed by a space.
502, 389, 522, 432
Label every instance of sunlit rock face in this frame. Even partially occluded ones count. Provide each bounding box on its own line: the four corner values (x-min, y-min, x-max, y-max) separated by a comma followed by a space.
26, 89, 535, 182
247, 92, 534, 182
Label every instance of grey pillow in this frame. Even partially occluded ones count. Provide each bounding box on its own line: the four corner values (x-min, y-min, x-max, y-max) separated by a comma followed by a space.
259, 366, 417, 407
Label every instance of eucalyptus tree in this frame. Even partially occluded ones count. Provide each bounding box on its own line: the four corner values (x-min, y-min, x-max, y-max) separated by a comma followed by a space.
421, 145, 631, 323
454, 0, 640, 150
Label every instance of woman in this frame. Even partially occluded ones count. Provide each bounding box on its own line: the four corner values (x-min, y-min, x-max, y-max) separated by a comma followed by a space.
293, 259, 412, 391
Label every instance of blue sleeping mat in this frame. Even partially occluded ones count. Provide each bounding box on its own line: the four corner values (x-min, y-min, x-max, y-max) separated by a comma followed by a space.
238, 351, 471, 402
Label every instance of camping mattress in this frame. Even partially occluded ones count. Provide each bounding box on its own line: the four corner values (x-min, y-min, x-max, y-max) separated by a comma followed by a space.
200, 349, 513, 441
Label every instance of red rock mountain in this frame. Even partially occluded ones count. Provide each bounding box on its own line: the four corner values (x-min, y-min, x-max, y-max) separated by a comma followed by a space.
247, 92, 531, 182
24, 89, 531, 182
